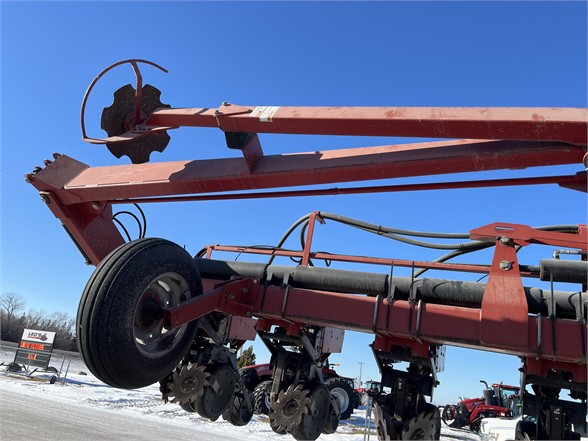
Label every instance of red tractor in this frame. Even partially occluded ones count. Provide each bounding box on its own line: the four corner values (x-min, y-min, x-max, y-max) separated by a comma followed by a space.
356, 380, 383, 406
442, 380, 520, 433
239, 362, 358, 420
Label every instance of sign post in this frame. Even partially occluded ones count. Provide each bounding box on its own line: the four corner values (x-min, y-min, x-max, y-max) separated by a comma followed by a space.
14, 328, 56, 371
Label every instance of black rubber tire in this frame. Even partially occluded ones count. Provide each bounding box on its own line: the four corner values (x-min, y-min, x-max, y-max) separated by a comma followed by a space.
321, 397, 340, 434
325, 377, 356, 420
254, 380, 273, 415
223, 390, 254, 426
377, 414, 398, 440
374, 402, 397, 440
469, 417, 483, 434
401, 404, 441, 440
441, 404, 464, 428
469, 411, 494, 434
421, 403, 441, 436
76, 238, 201, 389
515, 420, 536, 440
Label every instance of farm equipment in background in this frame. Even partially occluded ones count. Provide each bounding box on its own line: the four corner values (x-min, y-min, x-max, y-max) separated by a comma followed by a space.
26, 59, 587, 440
239, 362, 358, 419
356, 379, 383, 406
442, 380, 521, 433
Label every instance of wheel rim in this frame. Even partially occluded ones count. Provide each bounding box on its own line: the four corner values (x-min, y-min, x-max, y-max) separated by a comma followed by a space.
329, 386, 350, 413
133, 272, 191, 358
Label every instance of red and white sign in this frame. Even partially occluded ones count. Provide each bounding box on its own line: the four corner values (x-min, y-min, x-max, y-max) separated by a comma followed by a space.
21, 328, 56, 344
15, 328, 56, 370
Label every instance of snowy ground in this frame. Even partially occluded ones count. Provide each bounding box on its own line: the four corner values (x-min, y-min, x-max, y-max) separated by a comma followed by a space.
0, 343, 480, 441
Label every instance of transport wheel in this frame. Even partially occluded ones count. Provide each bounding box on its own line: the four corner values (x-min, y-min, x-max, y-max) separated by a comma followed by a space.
290, 382, 331, 441
253, 380, 273, 415
223, 389, 254, 426
77, 238, 201, 389
321, 396, 340, 435
269, 383, 310, 433
401, 404, 441, 440
325, 377, 355, 420
196, 364, 238, 420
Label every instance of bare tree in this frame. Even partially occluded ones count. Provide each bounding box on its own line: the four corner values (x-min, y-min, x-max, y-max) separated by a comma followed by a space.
24, 308, 48, 328
0, 292, 26, 323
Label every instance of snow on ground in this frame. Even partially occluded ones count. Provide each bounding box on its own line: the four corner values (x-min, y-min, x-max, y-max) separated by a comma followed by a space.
0, 344, 480, 440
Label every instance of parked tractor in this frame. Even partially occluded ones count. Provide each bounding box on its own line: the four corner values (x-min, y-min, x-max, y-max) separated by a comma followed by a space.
356, 380, 383, 406
239, 362, 358, 420
442, 380, 521, 433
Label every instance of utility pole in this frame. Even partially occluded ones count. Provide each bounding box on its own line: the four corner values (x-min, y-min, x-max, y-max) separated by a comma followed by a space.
358, 361, 365, 387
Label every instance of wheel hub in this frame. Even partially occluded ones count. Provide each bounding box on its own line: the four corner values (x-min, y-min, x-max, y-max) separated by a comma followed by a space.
133, 273, 190, 358
329, 386, 350, 414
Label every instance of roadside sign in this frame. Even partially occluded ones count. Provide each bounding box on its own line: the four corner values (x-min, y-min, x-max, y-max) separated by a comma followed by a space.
14, 328, 56, 370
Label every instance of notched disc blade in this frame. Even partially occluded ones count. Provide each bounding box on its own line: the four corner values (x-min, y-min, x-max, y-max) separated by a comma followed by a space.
101, 84, 171, 163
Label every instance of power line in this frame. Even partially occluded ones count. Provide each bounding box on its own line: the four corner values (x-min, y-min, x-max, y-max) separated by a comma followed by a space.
0, 211, 71, 245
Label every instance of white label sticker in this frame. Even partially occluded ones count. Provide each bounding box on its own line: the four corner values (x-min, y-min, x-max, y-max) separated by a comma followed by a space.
251, 106, 279, 122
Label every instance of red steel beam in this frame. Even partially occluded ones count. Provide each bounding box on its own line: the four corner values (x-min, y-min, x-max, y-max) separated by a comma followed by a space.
146, 106, 588, 144
29, 139, 586, 205
106, 173, 587, 205
169, 278, 587, 375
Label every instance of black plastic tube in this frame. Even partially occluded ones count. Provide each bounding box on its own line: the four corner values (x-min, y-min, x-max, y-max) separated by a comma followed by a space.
194, 258, 584, 319
540, 259, 588, 284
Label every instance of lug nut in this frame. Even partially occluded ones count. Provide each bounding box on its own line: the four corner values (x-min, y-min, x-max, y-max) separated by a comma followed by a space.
24, 174, 33, 184
40, 194, 50, 204
43, 159, 52, 166
33, 166, 42, 173
52, 152, 62, 159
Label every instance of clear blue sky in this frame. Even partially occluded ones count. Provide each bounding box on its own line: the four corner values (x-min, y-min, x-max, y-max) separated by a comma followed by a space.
1, 1, 586, 405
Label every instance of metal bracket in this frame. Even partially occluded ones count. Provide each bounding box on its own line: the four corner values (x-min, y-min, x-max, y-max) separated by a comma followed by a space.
372, 294, 381, 333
